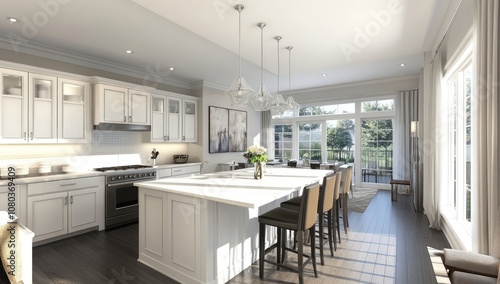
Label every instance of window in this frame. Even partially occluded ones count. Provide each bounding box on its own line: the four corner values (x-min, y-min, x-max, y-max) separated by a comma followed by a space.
361, 118, 393, 184
299, 103, 355, 116
361, 99, 394, 112
326, 119, 355, 163
442, 45, 473, 234
274, 124, 293, 161
298, 122, 322, 160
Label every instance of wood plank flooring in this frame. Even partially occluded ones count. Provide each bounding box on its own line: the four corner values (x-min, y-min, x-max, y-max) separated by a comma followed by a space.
33, 190, 449, 284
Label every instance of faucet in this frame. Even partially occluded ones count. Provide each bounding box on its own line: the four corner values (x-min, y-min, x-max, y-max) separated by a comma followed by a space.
200, 161, 209, 174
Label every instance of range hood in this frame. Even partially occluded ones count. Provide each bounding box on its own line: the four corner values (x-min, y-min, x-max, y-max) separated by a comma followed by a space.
93, 123, 151, 131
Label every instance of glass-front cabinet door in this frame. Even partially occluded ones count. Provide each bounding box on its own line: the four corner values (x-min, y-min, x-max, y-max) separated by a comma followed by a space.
183, 99, 197, 142
0, 68, 28, 143
167, 97, 182, 142
29, 73, 58, 143
151, 95, 167, 142
58, 78, 89, 143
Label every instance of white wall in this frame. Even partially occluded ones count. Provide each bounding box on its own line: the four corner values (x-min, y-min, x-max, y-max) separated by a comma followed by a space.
200, 85, 261, 173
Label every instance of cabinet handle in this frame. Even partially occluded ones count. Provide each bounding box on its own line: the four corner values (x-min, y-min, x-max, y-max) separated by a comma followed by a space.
24, 132, 27, 140
70, 196, 73, 204
129, 115, 132, 122
124, 116, 127, 122
163, 136, 166, 141
30, 132, 33, 140
173, 169, 182, 173
182, 136, 185, 141
64, 196, 68, 205
167, 135, 169, 141
60, 183, 76, 187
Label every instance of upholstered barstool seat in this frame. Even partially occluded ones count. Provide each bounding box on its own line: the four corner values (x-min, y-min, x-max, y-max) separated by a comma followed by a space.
259, 182, 320, 284
280, 172, 337, 265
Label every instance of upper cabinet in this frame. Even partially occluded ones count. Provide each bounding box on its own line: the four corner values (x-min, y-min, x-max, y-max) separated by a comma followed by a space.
93, 80, 151, 131
0, 66, 90, 144
151, 91, 198, 143
58, 78, 90, 143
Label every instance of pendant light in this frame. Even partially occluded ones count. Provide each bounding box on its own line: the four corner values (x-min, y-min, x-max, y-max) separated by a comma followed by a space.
285, 46, 300, 117
250, 22, 273, 111
226, 4, 254, 106
269, 36, 288, 117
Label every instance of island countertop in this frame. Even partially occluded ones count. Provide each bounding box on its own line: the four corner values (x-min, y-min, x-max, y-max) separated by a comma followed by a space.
135, 167, 332, 208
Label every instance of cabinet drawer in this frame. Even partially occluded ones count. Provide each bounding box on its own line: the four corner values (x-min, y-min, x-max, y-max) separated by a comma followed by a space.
171, 165, 200, 177
28, 176, 103, 196
157, 168, 172, 179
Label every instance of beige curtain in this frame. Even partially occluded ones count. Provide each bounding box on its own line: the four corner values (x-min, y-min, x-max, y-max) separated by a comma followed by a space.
423, 51, 443, 229
394, 89, 418, 181
261, 111, 274, 160
473, 0, 500, 254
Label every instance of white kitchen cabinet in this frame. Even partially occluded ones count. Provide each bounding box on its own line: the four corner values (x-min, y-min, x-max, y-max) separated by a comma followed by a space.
94, 83, 151, 127
58, 78, 90, 143
0, 68, 28, 143
27, 191, 68, 242
182, 99, 197, 142
26, 176, 104, 243
151, 91, 198, 143
171, 164, 200, 178
0, 185, 13, 213
0, 70, 59, 143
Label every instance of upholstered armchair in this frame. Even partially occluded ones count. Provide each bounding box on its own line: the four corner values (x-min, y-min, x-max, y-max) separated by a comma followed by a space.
439, 213, 500, 284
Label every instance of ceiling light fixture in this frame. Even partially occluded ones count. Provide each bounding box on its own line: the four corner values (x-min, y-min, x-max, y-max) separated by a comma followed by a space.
322, 73, 328, 77
126, 50, 133, 54
269, 36, 288, 117
285, 46, 300, 117
400, 63, 405, 67
250, 22, 273, 111
226, 4, 254, 106
8, 17, 18, 23
169, 67, 175, 71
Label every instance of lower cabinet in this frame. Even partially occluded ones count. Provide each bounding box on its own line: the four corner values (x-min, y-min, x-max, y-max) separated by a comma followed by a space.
26, 176, 104, 243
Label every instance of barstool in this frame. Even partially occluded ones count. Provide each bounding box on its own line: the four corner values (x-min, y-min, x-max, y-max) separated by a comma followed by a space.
339, 165, 353, 233
280, 173, 336, 265
258, 182, 320, 284
332, 171, 342, 249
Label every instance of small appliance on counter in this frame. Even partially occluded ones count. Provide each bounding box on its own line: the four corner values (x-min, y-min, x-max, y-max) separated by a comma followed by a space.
173, 154, 189, 164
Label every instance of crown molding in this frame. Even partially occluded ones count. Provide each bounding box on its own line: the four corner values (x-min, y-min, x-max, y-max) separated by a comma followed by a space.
0, 35, 191, 89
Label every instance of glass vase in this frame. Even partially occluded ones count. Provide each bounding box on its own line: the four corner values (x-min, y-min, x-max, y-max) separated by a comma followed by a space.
254, 162, 264, 179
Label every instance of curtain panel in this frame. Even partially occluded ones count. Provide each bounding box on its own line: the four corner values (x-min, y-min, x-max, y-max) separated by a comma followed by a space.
473, 0, 500, 255
394, 89, 418, 181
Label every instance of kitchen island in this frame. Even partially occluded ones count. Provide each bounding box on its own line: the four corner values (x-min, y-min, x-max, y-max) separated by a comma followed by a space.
135, 167, 332, 284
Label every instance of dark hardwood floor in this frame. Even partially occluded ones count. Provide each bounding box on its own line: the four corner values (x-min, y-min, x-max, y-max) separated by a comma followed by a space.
33, 190, 449, 284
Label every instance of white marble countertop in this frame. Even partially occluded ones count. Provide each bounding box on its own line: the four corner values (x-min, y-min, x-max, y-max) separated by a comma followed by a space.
135, 168, 332, 208
0, 162, 203, 186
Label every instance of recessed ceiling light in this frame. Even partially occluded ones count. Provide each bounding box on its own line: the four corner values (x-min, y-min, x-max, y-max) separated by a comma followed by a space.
8, 17, 18, 23
400, 63, 405, 67
169, 67, 175, 71
126, 50, 133, 54
322, 73, 327, 77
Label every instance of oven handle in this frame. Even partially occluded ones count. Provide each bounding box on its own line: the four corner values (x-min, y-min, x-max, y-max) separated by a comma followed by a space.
107, 178, 155, 187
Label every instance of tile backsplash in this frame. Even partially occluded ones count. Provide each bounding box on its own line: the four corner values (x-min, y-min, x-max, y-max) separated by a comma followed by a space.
0, 130, 192, 171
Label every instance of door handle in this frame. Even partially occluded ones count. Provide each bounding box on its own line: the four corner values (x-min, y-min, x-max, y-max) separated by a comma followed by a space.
64, 196, 68, 205
70, 196, 73, 204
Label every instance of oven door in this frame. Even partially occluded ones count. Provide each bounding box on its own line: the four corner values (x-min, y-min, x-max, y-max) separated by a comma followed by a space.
106, 181, 139, 219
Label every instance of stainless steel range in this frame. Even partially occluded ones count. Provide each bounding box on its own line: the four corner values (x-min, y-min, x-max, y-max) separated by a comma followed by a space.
94, 165, 156, 229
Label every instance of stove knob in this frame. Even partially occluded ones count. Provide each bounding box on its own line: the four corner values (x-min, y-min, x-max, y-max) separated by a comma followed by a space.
117, 176, 122, 180
110, 177, 116, 181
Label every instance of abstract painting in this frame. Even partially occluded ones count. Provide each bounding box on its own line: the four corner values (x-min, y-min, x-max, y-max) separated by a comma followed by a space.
209, 106, 229, 153
228, 109, 247, 152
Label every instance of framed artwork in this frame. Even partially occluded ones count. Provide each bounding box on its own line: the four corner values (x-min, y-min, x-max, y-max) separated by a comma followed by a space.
209, 106, 229, 153
228, 109, 247, 152
209, 106, 247, 153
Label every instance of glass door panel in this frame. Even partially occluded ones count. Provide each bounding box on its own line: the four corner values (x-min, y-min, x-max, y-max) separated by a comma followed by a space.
62, 83, 84, 103
34, 79, 52, 99
361, 118, 393, 184
3, 74, 23, 96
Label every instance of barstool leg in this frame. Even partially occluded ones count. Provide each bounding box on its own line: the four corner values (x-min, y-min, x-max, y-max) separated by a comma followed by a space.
277, 227, 282, 270
259, 223, 265, 279
297, 230, 304, 284
310, 226, 318, 278
336, 199, 342, 243
327, 211, 334, 256
319, 212, 324, 265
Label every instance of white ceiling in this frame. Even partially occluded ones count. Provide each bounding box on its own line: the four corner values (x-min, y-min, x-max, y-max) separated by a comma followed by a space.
0, 0, 452, 92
